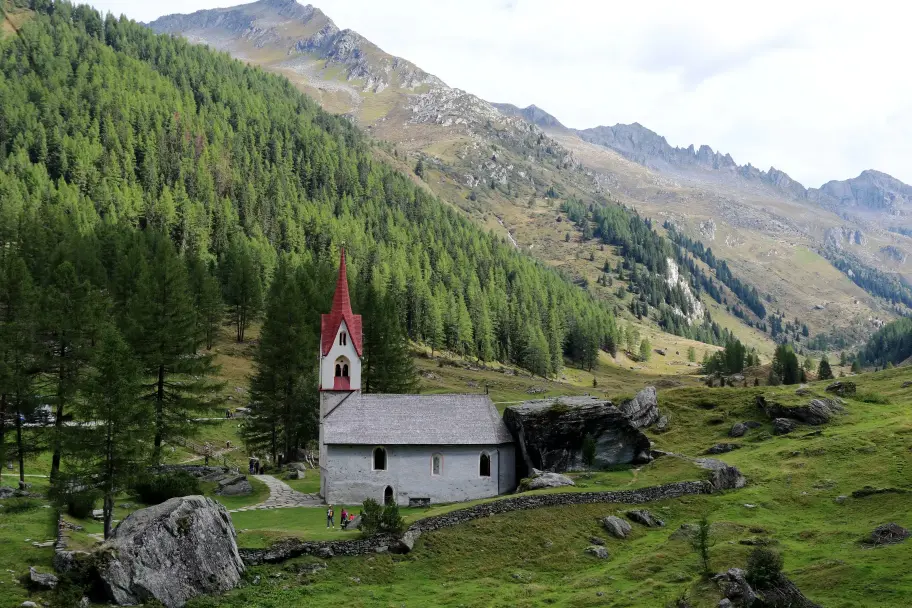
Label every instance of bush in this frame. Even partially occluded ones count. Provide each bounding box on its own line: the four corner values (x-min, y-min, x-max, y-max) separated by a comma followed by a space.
360, 498, 405, 536
133, 470, 201, 505
2, 497, 41, 514
855, 391, 890, 405
746, 547, 783, 586
67, 492, 98, 519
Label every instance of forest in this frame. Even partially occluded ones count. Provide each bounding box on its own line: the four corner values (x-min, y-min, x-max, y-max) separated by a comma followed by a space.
824, 249, 912, 311
856, 317, 912, 367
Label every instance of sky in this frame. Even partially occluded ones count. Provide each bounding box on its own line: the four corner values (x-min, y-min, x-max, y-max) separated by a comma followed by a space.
86, 0, 912, 188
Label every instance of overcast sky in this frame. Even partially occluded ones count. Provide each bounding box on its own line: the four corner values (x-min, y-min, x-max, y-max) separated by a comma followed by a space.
87, 0, 912, 188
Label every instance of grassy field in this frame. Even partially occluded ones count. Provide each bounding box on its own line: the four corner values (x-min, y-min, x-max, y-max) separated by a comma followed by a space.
182, 367, 912, 608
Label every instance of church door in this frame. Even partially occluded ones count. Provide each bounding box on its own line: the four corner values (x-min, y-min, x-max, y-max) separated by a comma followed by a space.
384, 486, 394, 506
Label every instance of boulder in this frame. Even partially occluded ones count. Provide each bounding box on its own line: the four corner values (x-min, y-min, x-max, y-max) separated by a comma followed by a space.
520, 470, 575, 491
0, 486, 15, 499
589, 535, 605, 545
503, 396, 652, 474
825, 381, 856, 396
713, 568, 757, 607
601, 515, 632, 539
706, 443, 741, 455
655, 415, 669, 433
584, 545, 609, 559
390, 529, 422, 554
626, 509, 664, 528
758, 395, 844, 425
865, 523, 909, 546
617, 386, 660, 429
902, 381, 912, 388
97, 496, 244, 608
772, 418, 796, 435
215, 475, 251, 496
728, 423, 748, 438
692, 458, 747, 491
28, 566, 58, 590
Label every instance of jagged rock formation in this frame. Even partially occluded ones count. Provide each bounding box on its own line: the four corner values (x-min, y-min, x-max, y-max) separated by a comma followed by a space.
98, 496, 244, 608
491, 103, 566, 130
503, 390, 658, 474
757, 395, 845, 425
601, 516, 632, 539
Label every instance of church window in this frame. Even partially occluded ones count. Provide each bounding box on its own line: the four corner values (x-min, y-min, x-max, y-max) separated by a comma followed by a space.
339, 332, 347, 346
373, 447, 387, 471
431, 454, 442, 476
343, 364, 349, 376
334, 357, 350, 377
479, 452, 491, 477
335, 364, 341, 376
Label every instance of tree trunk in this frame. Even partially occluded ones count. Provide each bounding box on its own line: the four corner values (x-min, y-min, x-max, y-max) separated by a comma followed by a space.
50, 340, 68, 481
15, 406, 24, 486
104, 421, 114, 539
153, 363, 165, 459
103, 493, 113, 540
0, 393, 6, 483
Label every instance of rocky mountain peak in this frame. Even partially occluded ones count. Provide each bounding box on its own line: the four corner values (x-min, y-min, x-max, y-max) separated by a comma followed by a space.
491, 103, 566, 130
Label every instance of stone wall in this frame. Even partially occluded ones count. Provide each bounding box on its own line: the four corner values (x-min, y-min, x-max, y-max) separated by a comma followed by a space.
240, 478, 719, 565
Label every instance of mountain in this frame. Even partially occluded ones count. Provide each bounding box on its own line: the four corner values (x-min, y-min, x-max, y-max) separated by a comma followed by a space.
148, 0, 911, 351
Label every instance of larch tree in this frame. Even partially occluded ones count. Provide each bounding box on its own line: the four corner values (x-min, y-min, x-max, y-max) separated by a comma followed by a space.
222, 240, 263, 343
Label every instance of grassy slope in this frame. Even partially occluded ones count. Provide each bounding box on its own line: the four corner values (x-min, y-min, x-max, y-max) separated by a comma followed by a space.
185, 367, 912, 608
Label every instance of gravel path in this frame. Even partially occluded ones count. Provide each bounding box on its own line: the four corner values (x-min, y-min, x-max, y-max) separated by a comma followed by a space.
229, 474, 322, 512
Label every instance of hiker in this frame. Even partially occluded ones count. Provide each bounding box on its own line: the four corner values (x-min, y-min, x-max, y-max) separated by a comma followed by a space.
341, 508, 348, 524
248, 458, 254, 474
326, 506, 335, 529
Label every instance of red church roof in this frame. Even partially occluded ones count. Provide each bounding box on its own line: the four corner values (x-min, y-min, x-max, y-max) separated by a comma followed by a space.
321, 248, 363, 357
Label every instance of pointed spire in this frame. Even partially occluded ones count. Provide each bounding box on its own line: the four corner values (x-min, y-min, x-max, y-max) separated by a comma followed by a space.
330, 247, 352, 318
320, 246, 363, 357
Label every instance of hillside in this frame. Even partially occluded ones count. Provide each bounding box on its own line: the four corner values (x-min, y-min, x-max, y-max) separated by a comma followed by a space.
148, 0, 909, 353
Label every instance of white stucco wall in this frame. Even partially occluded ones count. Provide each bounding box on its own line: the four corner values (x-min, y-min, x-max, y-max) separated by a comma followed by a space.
320, 320, 361, 390
324, 443, 517, 506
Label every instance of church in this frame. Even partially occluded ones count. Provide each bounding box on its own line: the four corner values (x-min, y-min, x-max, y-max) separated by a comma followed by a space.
318, 250, 517, 507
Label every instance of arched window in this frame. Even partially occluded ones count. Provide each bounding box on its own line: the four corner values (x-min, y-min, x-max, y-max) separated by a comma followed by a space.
373, 446, 387, 471
384, 486, 394, 506
479, 452, 491, 477
431, 453, 442, 476
334, 357, 350, 377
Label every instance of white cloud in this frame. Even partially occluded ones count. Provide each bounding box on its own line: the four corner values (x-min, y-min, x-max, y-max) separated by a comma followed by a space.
85, 0, 912, 187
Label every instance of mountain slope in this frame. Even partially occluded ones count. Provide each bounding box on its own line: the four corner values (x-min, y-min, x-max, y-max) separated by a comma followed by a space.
148, 0, 907, 351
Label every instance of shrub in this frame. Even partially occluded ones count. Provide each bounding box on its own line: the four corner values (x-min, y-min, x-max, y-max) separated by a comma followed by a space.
360, 498, 405, 536
67, 492, 98, 519
746, 547, 783, 586
2, 498, 41, 514
133, 470, 201, 505
855, 391, 890, 405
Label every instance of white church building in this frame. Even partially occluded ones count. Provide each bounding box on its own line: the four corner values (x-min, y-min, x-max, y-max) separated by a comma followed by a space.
318, 250, 516, 507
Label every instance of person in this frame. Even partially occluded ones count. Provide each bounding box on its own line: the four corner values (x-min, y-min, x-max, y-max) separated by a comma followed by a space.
341, 508, 348, 524
326, 506, 335, 529
248, 458, 254, 474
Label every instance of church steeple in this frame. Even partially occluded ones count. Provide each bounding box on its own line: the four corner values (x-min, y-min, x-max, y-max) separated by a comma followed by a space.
319, 248, 362, 391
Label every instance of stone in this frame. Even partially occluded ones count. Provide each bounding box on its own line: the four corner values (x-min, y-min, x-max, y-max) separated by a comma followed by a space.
691, 458, 748, 491
865, 523, 909, 546
503, 396, 653, 473
772, 418, 796, 435
28, 566, 58, 590
744, 421, 763, 429
713, 568, 757, 607
589, 535, 605, 546
706, 443, 741, 455
519, 470, 575, 491
902, 381, 912, 388
758, 395, 844, 426
626, 509, 664, 528
390, 529, 421, 554
584, 545, 609, 559
835, 495, 847, 504
825, 381, 856, 396
20, 602, 38, 608
718, 600, 733, 608
728, 423, 748, 438
655, 415, 669, 433
0, 486, 15, 499
316, 546, 334, 559
97, 496, 244, 608
617, 386, 661, 429
216, 475, 252, 497
601, 515, 632, 539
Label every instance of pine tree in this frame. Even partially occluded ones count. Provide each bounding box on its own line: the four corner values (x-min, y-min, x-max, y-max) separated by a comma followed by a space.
414, 158, 424, 179
360, 281, 418, 394
772, 344, 801, 385
639, 338, 652, 362
817, 356, 834, 381
687, 346, 697, 362
125, 234, 222, 460
222, 241, 263, 343
245, 259, 318, 464
187, 257, 223, 350
63, 327, 151, 539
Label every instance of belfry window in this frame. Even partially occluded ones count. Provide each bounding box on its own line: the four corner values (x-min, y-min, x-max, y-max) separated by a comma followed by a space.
339, 332, 347, 346
334, 357, 350, 377
373, 447, 387, 471
479, 452, 491, 477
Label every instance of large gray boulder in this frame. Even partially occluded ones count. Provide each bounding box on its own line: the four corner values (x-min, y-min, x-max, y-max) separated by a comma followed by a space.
825, 381, 856, 397
215, 475, 251, 496
616, 386, 660, 429
503, 394, 653, 474
757, 395, 844, 425
98, 496, 244, 608
601, 515, 632, 539
626, 509, 665, 527
714, 568, 757, 607
519, 470, 575, 491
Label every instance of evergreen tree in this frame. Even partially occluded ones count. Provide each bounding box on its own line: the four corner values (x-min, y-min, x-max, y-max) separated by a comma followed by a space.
772, 344, 801, 385
817, 356, 834, 381
244, 259, 318, 464
125, 234, 221, 460
360, 281, 418, 394
687, 346, 696, 362
414, 158, 424, 179
187, 257, 223, 350
63, 327, 151, 539
639, 338, 652, 362
222, 241, 263, 343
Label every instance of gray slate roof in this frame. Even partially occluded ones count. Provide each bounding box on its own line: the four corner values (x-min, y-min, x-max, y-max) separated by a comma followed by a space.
323, 393, 513, 446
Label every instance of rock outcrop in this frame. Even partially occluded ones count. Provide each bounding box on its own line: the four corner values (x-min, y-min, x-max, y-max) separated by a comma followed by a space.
706, 443, 741, 455
519, 470, 575, 491
626, 509, 664, 527
215, 475, 251, 496
617, 386, 660, 429
758, 395, 844, 425
772, 418, 796, 435
825, 381, 856, 397
503, 392, 655, 474
714, 568, 757, 607
865, 523, 909, 546
98, 496, 244, 608
28, 567, 58, 590
601, 516, 632, 539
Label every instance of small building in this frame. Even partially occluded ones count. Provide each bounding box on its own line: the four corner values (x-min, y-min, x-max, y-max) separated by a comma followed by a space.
318, 249, 516, 507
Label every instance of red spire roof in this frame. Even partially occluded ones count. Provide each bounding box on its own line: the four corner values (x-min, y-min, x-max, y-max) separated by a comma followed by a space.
321, 248, 363, 357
